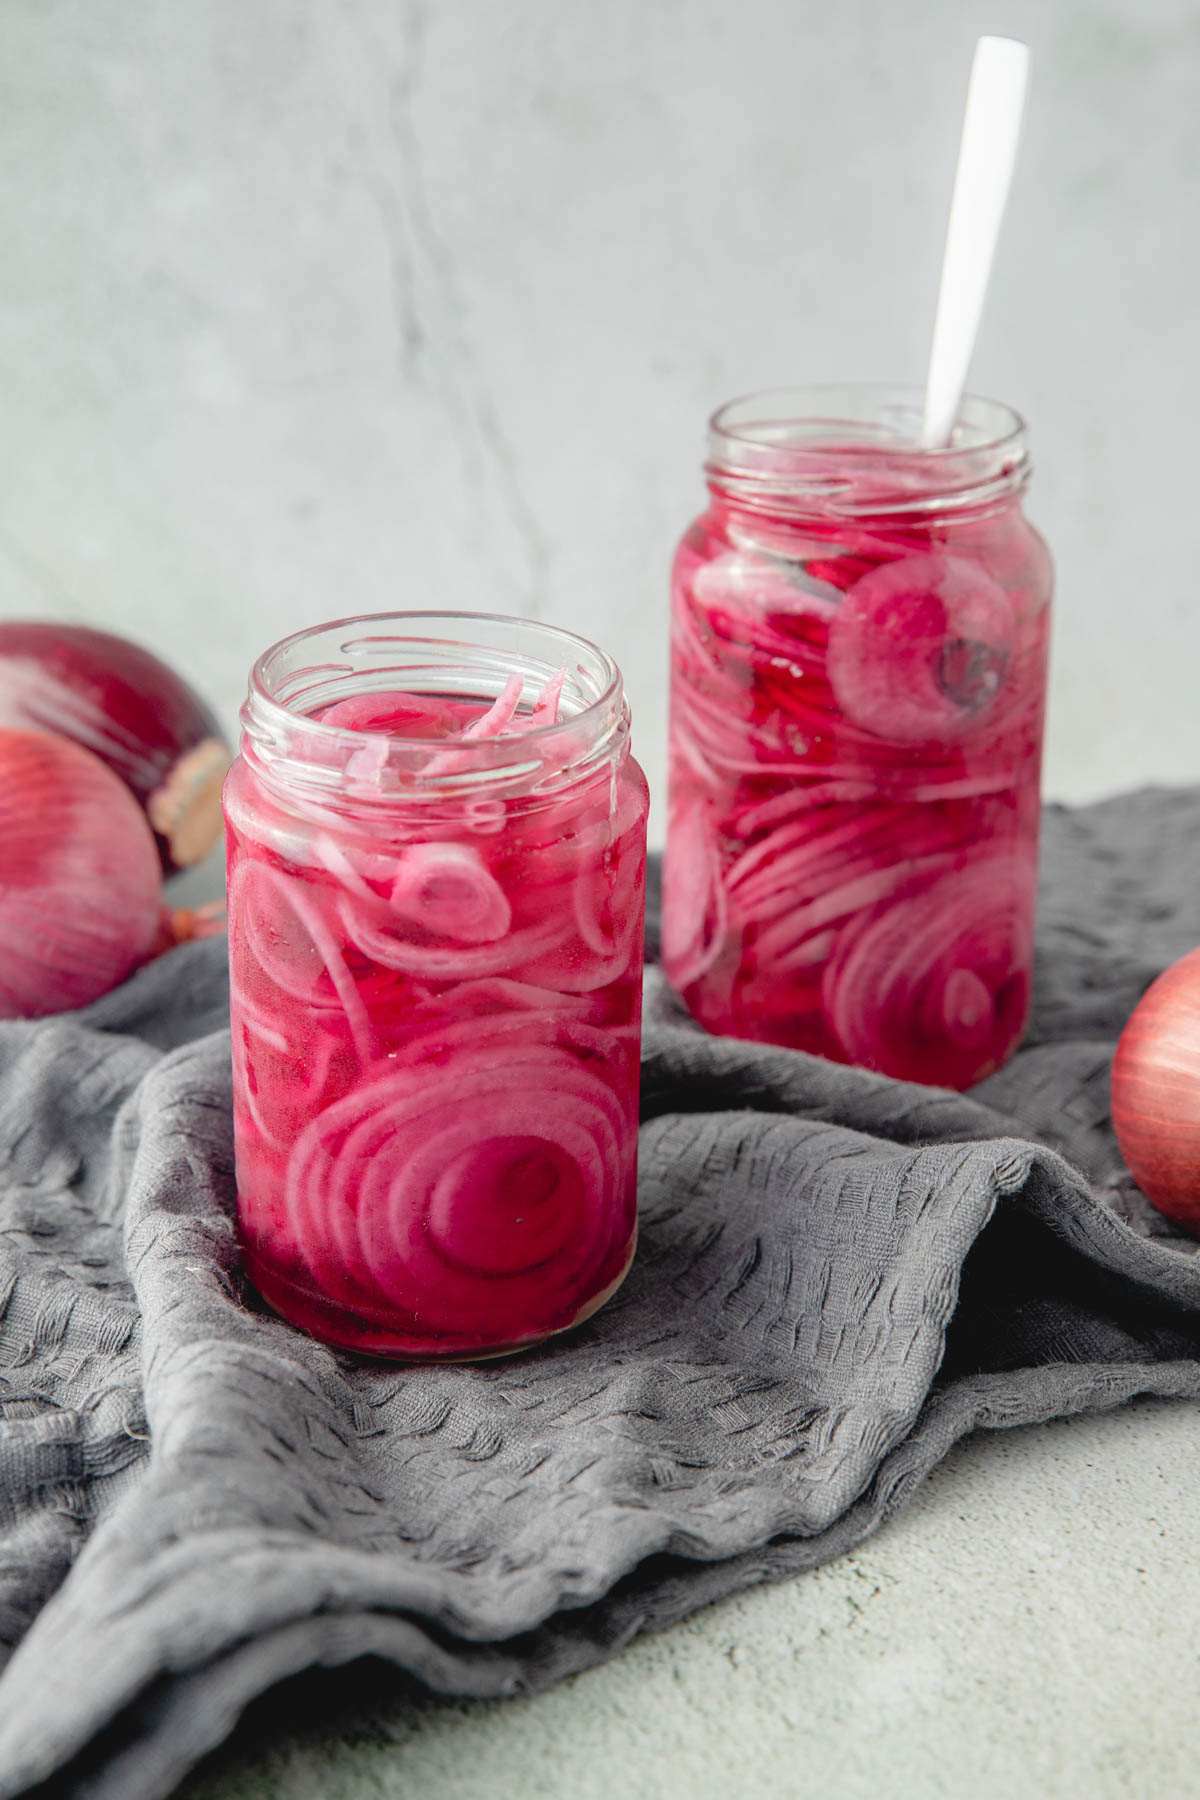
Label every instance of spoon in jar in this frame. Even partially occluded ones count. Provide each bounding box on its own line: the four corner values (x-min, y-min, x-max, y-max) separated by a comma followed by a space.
920, 35, 1030, 450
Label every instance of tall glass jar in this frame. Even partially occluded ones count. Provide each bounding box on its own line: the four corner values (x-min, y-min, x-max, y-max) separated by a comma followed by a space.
223, 613, 648, 1360
663, 385, 1052, 1090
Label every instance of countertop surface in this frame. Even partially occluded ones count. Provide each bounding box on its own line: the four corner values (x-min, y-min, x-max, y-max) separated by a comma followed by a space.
176, 1396, 1200, 1799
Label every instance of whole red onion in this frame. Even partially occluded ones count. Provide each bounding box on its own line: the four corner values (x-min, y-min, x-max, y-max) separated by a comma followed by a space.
1111, 946, 1200, 1233
0, 622, 230, 875
0, 728, 163, 1019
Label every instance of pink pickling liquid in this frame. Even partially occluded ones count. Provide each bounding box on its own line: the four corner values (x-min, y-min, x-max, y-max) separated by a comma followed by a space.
224, 682, 648, 1360
663, 443, 1052, 1089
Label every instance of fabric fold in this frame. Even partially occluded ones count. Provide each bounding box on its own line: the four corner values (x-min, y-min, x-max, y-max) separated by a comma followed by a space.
2, 789, 1200, 1798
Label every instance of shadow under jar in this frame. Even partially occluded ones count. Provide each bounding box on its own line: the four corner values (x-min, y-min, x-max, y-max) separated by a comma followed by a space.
663, 385, 1053, 1090
224, 613, 649, 1360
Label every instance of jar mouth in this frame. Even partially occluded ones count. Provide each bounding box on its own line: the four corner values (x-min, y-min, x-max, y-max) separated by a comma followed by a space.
242, 610, 627, 801
707, 382, 1030, 517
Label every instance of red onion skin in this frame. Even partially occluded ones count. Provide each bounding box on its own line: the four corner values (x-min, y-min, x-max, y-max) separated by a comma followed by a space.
0, 728, 163, 1018
0, 622, 230, 875
1112, 948, 1200, 1233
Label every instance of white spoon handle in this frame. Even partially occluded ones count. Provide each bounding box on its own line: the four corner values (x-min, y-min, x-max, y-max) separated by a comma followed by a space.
921, 36, 1029, 450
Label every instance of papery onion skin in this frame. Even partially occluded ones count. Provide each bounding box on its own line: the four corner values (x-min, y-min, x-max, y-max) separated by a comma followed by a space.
0, 728, 162, 1018
1111, 948, 1200, 1233
0, 622, 231, 874
224, 677, 647, 1359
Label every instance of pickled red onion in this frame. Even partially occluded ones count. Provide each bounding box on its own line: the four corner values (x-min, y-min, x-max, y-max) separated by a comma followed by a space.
827, 554, 1015, 742
661, 801, 726, 988
529, 668, 566, 725
336, 891, 568, 980
228, 859, 373, 1060
285, 1039, 629, 1341
226, 655, 645, 1354
821, 857, 1035, 1087
663, 514, 1048, 1086
390, 841, 511, 943
318, 693, 458, 735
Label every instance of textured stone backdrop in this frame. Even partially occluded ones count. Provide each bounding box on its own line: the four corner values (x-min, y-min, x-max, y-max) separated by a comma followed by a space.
1, 0, 1197, 835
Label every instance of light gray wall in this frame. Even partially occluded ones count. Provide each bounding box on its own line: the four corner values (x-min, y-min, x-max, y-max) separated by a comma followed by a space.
2, 0, 1196, 840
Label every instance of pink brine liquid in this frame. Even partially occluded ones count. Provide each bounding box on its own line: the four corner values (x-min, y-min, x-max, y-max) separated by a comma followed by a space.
663, 434, 1052, 1089
225, 671, 648, 1360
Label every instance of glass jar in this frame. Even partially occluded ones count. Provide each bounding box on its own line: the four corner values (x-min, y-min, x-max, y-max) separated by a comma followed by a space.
663, 384, 1052, 1090
223, 612, 649, 1360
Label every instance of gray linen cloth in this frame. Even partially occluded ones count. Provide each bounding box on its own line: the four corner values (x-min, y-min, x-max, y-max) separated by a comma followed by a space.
4, 789, 1200, 1798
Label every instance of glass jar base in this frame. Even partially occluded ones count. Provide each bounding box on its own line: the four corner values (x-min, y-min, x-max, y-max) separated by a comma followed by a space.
240, 1227, 638, 1364
672, 976, 1032, 1090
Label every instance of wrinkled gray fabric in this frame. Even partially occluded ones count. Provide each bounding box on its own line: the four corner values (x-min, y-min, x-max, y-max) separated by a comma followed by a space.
4, 789, 1200, 1799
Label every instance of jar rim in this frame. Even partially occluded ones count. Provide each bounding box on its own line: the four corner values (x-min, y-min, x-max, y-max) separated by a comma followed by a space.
241, 610, 628, 803
706, 382, 1030, 518
249, 609, 622, 744
711, 382, 1027, 457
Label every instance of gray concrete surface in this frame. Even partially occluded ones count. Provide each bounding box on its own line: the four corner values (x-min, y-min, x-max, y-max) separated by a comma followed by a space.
177, 1398, 1200, 1799
4, 2, 1200, 1795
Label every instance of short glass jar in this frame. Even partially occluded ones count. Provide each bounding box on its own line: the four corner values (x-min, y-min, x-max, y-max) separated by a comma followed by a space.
224, 612, 649, 1360
663, 384, 1053, 1090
